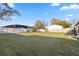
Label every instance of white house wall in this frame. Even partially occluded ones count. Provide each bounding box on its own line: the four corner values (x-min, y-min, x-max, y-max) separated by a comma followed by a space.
0, 28, 32, 33
46, 25, 64, 32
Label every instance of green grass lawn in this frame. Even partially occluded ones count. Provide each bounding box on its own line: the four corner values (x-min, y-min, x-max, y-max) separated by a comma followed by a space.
0, 32, 79, 56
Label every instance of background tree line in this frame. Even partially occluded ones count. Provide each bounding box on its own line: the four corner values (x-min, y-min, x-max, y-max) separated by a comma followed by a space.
33, 18, 71, 31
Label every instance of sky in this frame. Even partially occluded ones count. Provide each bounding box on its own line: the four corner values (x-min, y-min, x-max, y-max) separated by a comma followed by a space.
0, 3, 79, 26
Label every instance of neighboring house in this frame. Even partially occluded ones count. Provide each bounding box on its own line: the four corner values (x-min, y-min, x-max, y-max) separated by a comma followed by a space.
46, 25, 64, 32
26, 28, 33, 32
2, 24, 33, 33
37, 29, 46, 32
0, 27, 9, 33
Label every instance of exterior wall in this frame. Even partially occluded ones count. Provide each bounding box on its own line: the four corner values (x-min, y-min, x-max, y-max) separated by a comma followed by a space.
76, 24, 79, 35
47, 29, 64, 32
0, 28, 32, 33
0, 28, 9, 33
0, 27, 71, 33
46, 25, 71, 33
37, 29, 46, 32
46, 25, 64, 32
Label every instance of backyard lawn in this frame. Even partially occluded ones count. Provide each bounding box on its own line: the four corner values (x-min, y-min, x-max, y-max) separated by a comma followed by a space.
0, 32, 79, 56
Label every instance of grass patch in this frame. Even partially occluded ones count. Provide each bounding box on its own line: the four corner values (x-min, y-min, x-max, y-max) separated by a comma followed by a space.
0, 32, 79, 56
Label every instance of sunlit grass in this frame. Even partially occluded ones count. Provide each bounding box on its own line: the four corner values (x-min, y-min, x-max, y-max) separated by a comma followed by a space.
17, 32, 74, 39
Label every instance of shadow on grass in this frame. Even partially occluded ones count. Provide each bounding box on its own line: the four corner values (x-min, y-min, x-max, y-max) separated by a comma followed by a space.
0, 33, 79, 56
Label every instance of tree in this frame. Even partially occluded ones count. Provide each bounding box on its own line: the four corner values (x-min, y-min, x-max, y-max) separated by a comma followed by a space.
51, 18, 71, 28
32, 27, 37, 32
0, 3, 20, 20
51, 18, 60, 25
34, 20, 46, 30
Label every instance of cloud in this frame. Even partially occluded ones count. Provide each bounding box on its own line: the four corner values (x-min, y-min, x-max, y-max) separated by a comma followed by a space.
50, 3, 60, 6
63, 14, 73, 20
63, 17, 71, 20
61, 14, 74, 24
8, 3, 15, 8
60, 4, 79, 11
66, 14, 73, 17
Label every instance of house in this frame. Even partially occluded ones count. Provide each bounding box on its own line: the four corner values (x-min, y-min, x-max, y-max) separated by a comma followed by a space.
37, 29, 46, 32
46, 25, 64, 32
75, 21, 79, 33
2, 24, 33, 33
26, 28, 33, 32
0, 27, 9, 33
75, 21, 79, 38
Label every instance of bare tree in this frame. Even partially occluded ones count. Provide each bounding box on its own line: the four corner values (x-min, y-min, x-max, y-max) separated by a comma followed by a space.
0, 3, 20, 21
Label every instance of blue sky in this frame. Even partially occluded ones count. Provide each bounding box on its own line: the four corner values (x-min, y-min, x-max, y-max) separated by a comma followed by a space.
0, 3, 79, 26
